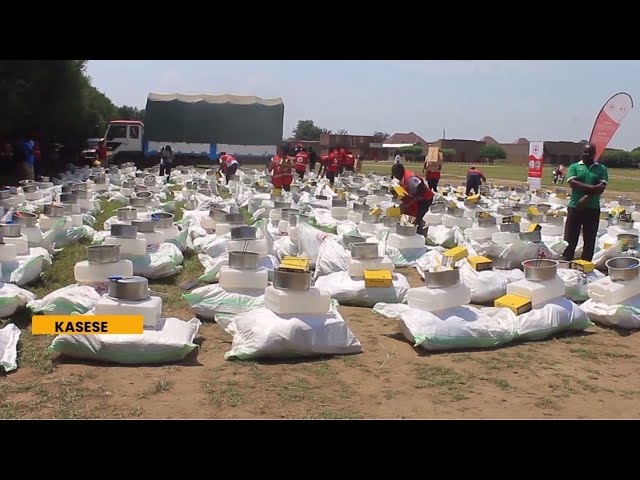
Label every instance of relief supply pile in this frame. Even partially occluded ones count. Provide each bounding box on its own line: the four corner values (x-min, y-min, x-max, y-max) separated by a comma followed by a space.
315, 240, 409, 307
49, 275, 201, 364
223, 260, 362, 360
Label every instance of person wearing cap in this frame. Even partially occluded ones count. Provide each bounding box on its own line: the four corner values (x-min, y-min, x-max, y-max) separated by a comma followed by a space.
391, 163, 434, 234
562, 142, 608, 262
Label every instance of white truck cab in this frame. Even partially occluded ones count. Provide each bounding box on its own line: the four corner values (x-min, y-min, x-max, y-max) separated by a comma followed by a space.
104, 120, 144, 159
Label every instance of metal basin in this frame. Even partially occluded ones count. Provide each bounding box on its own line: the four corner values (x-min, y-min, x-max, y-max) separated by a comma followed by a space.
60, 193, 77, 203
361, 213, 380, 223
19, 180, 34, 186
429, 202, 446, 214
528, 213, 544, 223
5, 186, 18, 195
131, 220, 155, 233
273, 269, 312, 291
522, 259, 558, 281
1, 223, 21, 237
73, 189, 89, 199
151, 212, 174, 229
108, 276, 150, 301
618, 220, 634, 230
448, 207, 465, 218
23, 184, 38, 194
536, 204, 551, 214
143, 175, 156, 186
382, 216, 397, 227
396, 224, 417, 236
117, 207, 138, 220
44, 204, 65, 217
606, 257, 640, 281
111, 224, 138, 239
129, 197, 147, 208
12, 212, 38, 228
515, 187, 527, 194
343, 235, 366, 249
350, 242, 379, 260
332, 199, 347, 207
87, 245, 120, 263
618, 234, 639, 249
231, 226, 257, 241
497, 206, 513, 216
499, 222, 520, 233
519, 231, 542, 243
423, 268, 460, 288
228, 251, 260, 270
92, 175, 106, 184
136, 191, 153, 199
107, 167, 119, 174
499, 186, 510, 193
546, 215, 565, 226
353, 203, 369, 212
224, 213, 245, 225
618, 197, 634, 207
209, 208, 227, 221
477, 216, 497, 228
280, 208, 300, 221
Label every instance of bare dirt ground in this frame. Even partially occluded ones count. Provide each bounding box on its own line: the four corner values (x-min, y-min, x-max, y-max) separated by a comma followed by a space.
3, 267, 640, 420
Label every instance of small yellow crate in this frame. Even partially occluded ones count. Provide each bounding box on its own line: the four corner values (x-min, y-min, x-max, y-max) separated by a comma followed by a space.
391, 185, 408, 199
495, 294, 532, 315
364, 269, 393, 288
467, 256, 493, 272
279, 256, 310, 272
443, 246, 468, 262
273, 188, 282, 196
370, 207, 382, 216
528, 223, 541, 232
527, 206, 540, 216
386, 207, 401, 218
466, 194, 480, 203
571, 260, 595, 273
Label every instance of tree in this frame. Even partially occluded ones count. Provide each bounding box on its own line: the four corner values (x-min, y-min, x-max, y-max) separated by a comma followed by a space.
372, 131, 389, 142
600, 149, 633, 168
117, 105, 144, 121
479, 144, 506, 160
337, 129, 349, 135
292, 120, 331, 140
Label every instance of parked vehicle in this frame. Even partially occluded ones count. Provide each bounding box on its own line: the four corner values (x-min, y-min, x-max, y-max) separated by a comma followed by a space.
103, 93, 285, 166
80, 138, 103, 165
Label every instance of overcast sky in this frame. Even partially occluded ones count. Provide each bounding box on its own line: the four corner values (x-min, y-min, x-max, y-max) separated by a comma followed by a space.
86, 60, 640, 150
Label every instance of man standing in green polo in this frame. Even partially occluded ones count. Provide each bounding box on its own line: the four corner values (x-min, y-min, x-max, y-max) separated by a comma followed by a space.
562, 143, 608, 262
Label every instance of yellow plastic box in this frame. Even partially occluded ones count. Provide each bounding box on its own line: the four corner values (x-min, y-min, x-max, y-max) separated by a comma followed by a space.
495, 294, 532, 315
571, 260, 595, 273
279, 256, 310, 272
467, 256, 493, 272
386, 207, 401, 218
443, 246, 468, 262
364, 270, 393, 288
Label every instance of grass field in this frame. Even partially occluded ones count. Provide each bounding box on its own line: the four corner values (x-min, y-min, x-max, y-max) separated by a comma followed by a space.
361, 162, 640, 194
2, 178, 640, 419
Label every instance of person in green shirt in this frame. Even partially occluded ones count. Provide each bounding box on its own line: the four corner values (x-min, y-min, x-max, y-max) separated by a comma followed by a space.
562, 143, 608, 262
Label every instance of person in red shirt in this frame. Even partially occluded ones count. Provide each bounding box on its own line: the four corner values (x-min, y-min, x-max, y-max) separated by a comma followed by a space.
325, 148, 340, 186
344, 151, 355, 172
337, 147, 347, 175
218, 152, 239, 184
465, 166, 486, 195
391, 163, 434, 234
318, 154, 330, 177
97, 140, 108, 167
294, 145, 309, 180
269, 147, 294, 191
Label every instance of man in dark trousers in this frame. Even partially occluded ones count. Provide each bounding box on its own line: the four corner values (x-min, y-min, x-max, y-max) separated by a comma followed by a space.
465, 166, 486, 195
562, 142, 608, 262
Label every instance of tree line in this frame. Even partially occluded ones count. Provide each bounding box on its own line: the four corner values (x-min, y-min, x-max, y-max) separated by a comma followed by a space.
0, 60, 143, 156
